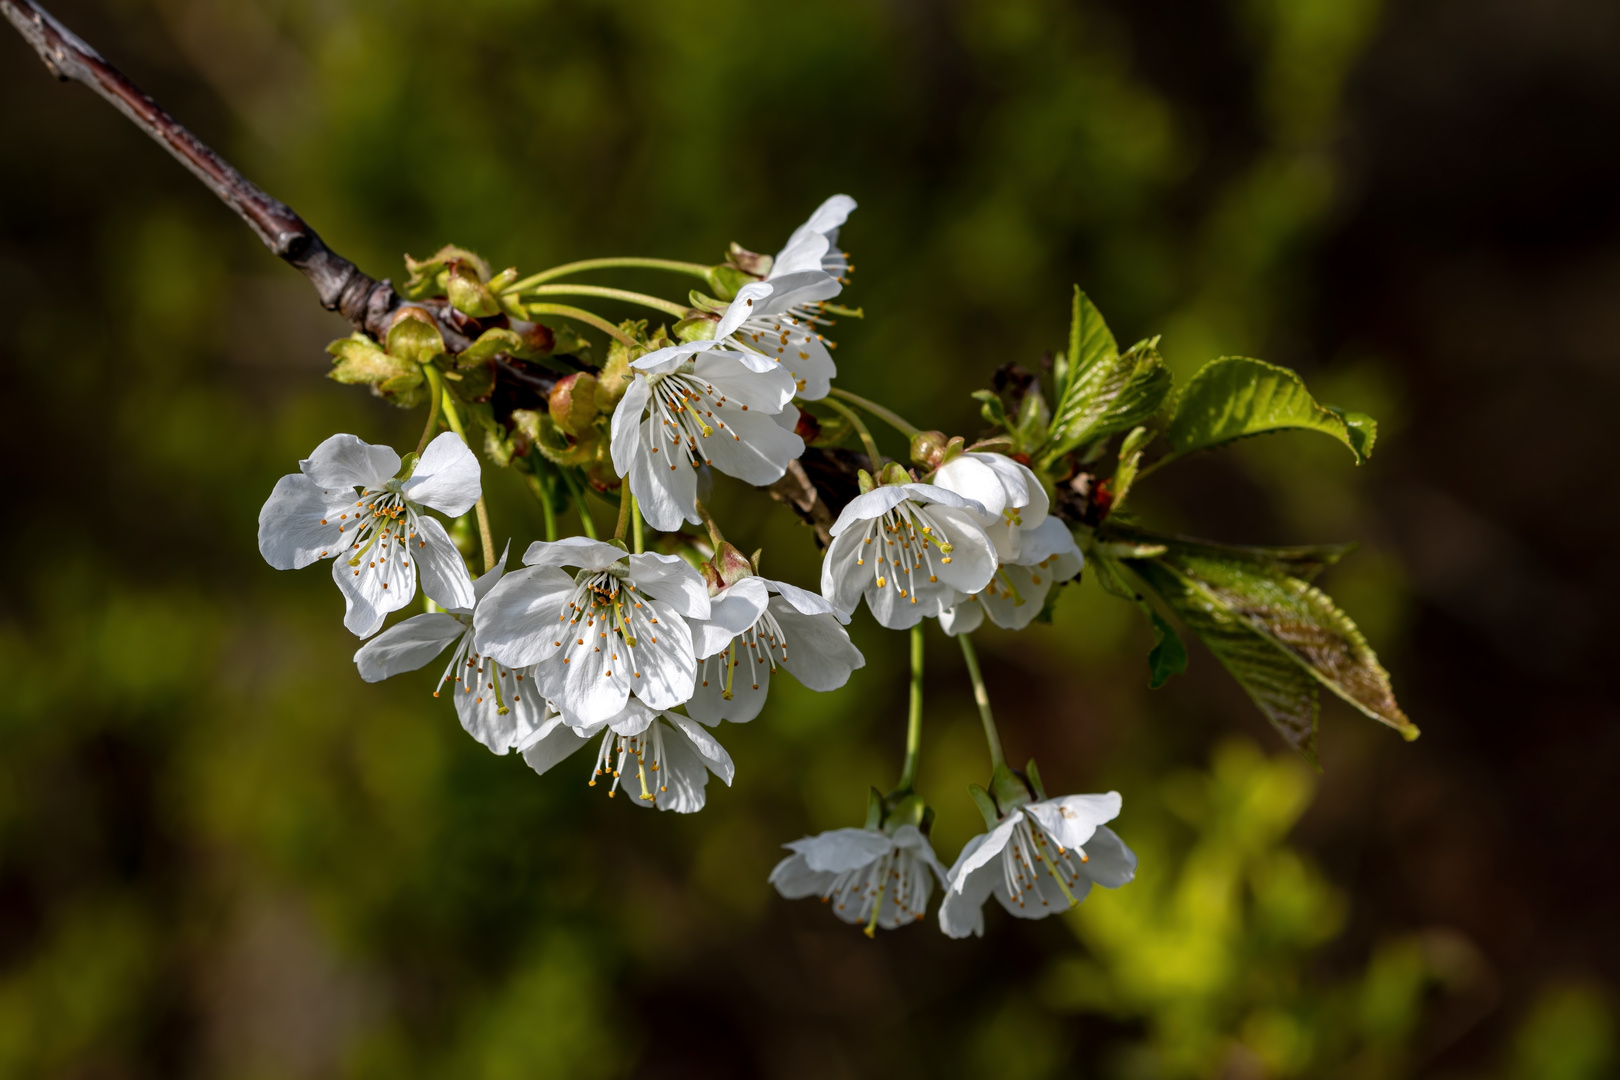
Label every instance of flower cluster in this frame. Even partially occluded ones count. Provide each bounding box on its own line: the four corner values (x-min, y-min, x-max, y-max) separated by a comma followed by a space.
257, 195, 1137, 938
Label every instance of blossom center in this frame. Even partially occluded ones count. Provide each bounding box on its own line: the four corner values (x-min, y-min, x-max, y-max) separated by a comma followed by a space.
587, 720, 669, 802
646, 371, 743, 469
856, 502, 955, 604
999, 815, 1090, 911
545, 571, 657, 682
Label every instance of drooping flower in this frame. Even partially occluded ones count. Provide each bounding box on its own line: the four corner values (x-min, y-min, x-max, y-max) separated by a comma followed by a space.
610, 286, 803, 533
820, 483, 997, 629
472, 537, 711, 726
258, 432, 480, 637
938, 790, 1137, 939
769, 824, 947, 935
686, 574, 866, 725
352, 545, 548, 753
519, 699, 734, 812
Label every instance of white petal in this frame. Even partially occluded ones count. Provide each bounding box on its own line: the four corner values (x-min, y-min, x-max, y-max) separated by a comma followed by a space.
1080, 825, 1138, 889
715, 281, 775, 340
979, 454, 1047, 528
454, 659, 549, 753
353, 613, 465, 682
520, 715, 592, 776
890, 825, 950, 886
605, 698, 656, 736
927, 506, 998, 595
826, 486, 912, 537
666, 713, 735, 786
609, 375, 651, 476
628, 552, 711, 620
819, 528, 869, 618
518, 537, 627, 573
468, 543, 512, 609
629, 409, 700, 532
938, 832, 999, 939
257, 474, 349, 570
773, 599, 864, 692
767, 853, 838, 899
951, 816, 1021, 891
1025, 792, 1122, 851
332, 524, 416, 638
699, 405, 804, 485
402, 431, 481, 517
769, 578, 843, 621
772, 195, 857, 276
300, 433, 399, 490
413, 515, 476, 612
542, 614, 632, 726
623, 599, 697, 711
472, 565, 577, 666
977, 565, 1052, 632
686, 652, 769, 724
689, 578, 770, 658
1010, 517, 1080, 568
933, 455, 1009, 521
692, 350, 797, 409
793, 827, 891, 874
636, 721, 712, 813
937, 598, 984, 636
629, 341, 716, 374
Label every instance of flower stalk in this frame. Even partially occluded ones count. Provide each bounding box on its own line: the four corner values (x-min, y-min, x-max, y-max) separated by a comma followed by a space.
829, 386, 922, 440
820, 394, 883, 468
502, 256, 712, 294
898, 624, 925, 792
958, 633, 1005, 770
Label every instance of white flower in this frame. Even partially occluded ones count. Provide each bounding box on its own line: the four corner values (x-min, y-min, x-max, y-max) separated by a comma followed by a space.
820, 483, 998, 629
686, 576, 865, 724
768, 824, 947, 934
472, 537, 711, 727
932, 451, 1048, 562
610, 286, 803, 533
712, 195, 858, 401
519, 699, 734, 812
352, 545, 547, 753
258, 432, 480, 637
938, 791, 1137, 939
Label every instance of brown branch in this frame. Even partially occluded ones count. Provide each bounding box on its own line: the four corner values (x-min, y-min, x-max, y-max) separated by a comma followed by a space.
1, 0, 399, 339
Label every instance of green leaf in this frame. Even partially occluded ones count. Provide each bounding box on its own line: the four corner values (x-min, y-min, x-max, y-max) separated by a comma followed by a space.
971, 388, 1006, 429
1146, 608, 1188, 689
1106, 525, 1354, 583
1130, 557, 1322, 760
1165, 356, 1377, 464
1130, 547, 1418, 753
325, 334, 426, 407
1061, 286, 1118, 402
1042, 338, 1173, 466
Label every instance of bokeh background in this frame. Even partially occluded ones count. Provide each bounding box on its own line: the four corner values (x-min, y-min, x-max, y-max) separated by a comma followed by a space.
2, 0, 1617, 1076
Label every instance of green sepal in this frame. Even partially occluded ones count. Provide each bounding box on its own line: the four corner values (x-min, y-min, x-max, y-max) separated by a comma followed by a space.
972, 389, 1006, 429
865, 787, 884, 830
879, 462, 911, 486
674, 317, 716, 343
857, 469, 876, 494
1024, 759, 1048, 801
1164, 356, 1377, 465
990, 763, 1033, 814
385, 309, 446, 365
402, 245, 490, 301
705, 265, 752, 302
882, 792, 930, 833
446, 262, 501, 318
968, 784, 1001, 829
458, 327, 524, 367
687, 290, 727, 314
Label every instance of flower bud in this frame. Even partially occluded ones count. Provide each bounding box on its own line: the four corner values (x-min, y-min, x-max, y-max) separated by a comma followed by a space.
547, 373, 600, 436
711, 541, 754, 587
909, 430, 949, 469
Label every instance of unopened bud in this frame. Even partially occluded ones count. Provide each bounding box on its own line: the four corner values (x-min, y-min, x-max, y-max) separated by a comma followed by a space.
909, 430, 949, 469
547, 373, 600, 436
714, 542, 753, 587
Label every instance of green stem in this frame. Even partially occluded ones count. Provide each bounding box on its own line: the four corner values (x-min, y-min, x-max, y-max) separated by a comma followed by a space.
897, 624, 925, 792
559, 468, 598, 539
438, 393, 496, 572
526, 302, 638, 347
631, 495, 645, 554
503, 257, 712, 294
829, 387, 922, 439
521, 283, 688, 318
614, 480, 633, 541
958, 633, 1005, 770
694, 498, 725, 551
523, 463, 559, 542
416, 365, 445, 455
820, 395, 883, 469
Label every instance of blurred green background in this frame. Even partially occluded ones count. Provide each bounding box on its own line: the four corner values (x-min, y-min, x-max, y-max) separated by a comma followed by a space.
2, 0, 1617, 1076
